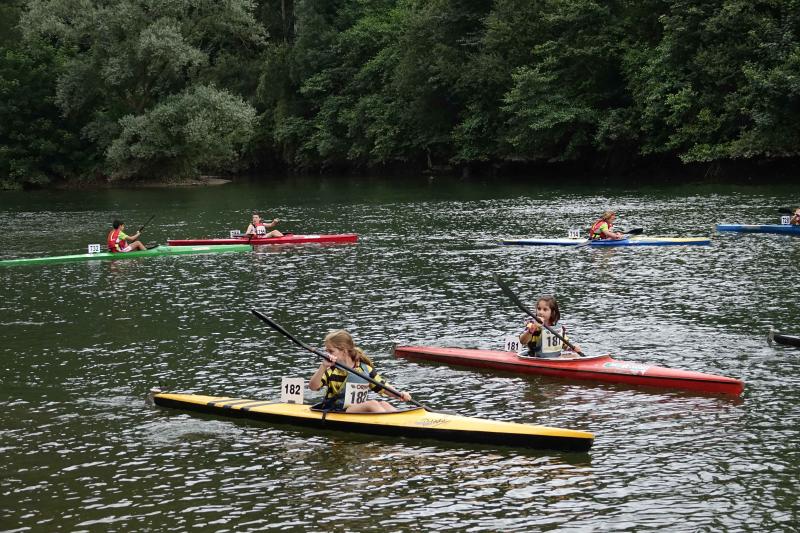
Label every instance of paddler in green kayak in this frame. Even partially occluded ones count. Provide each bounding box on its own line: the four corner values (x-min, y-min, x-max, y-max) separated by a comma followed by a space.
107, 220, 146, 252
518, 296, 580, 358
245, 213, 283, 238
589, 210, 624, 240
309, 329, 412, 413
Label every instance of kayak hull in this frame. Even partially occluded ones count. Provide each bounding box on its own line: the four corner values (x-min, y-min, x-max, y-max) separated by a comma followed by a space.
394, 346, 743, 396
167, 233, 358, 246
500, 237, 711, 246
768, 331, 800, 347
0, 244, 251, 267
716, 224, 800, 236
152, 392, 594, 452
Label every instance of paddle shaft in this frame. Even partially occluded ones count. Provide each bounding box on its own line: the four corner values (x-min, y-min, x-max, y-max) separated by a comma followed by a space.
495, 275, 586, 356
251, 310, 425, 408
138, 214, 155, 233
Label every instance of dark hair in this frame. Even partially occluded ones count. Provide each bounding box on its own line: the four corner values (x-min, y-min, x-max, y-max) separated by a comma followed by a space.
537, 296, 561, 325
112, 220, 123, 229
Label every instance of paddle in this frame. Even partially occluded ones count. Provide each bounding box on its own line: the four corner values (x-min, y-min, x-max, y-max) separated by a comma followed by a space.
250, 309, 427, 409
137, 214, 155, 233
778, 208, 795, 215
494, 275, 586, 357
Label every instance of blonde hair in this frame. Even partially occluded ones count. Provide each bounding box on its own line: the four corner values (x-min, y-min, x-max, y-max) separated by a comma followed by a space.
601, 210, 616, 221
323, 329, 373, 366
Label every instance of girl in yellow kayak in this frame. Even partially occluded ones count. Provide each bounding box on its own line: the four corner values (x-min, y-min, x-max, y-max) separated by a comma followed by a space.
309, 330, 412, 413
518, 296, 580, 358
589, 210, 624, 240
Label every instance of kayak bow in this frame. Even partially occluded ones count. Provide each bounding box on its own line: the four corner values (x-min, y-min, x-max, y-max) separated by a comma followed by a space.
394, 346, 744, 396
167, 233, 358, 246
716, 224, 800, 236
152, 392, 594, 452
0, 244, 251, 267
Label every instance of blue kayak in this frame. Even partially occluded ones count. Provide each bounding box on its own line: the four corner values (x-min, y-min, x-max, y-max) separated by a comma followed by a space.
500, 237, 711, 247
716, 224, 800, 236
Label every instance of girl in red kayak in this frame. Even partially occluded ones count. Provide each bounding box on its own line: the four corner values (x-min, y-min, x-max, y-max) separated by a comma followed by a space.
309, 329, 411, 413
589, 210, 624, 240
107, 220, 146, 252
245, 213, 283, 238
518, 296, 580, 358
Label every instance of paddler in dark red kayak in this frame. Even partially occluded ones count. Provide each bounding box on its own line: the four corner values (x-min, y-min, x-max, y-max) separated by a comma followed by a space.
518, 296, 580, 358
589, 210, 624, 240
245, 213, 283, 238
107, 220, 146, 252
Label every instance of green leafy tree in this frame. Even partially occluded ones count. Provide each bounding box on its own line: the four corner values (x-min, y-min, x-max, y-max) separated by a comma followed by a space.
107, 85, 257, 180
0, 44, 90, 189
21, 0, 265, 180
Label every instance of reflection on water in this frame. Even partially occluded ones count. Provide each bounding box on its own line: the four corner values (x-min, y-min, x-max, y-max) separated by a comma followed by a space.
1, 180, 798, 530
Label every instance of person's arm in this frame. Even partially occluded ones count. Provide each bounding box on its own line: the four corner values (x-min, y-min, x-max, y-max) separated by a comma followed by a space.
245, 224, 256, 235
267, 218, 280, 228
309, 358, 335, 391
366, 366, 411, 401
519, 319, 539, 344
602, 227, 624, 239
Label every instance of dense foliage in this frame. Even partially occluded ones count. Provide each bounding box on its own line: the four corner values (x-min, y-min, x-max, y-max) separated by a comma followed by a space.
2, 0, 800, 188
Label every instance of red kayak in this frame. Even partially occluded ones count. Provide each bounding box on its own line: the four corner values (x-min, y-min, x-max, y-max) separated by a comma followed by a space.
167, 233, 358, 246
393, 346, 744, 396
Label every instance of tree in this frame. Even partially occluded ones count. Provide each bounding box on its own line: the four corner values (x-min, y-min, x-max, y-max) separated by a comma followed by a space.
21, 0, 265, 180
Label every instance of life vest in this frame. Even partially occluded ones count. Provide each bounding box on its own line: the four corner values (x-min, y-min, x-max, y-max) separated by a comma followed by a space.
107, 228, 126, 252
525, 325, 567, 357
589, 219, 610, 240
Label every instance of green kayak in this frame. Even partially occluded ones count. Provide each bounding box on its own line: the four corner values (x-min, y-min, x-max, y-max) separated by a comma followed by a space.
0, 244, 252, 267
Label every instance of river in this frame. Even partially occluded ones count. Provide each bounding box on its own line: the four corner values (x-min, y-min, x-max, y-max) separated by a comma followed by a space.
1, 178, 798, 531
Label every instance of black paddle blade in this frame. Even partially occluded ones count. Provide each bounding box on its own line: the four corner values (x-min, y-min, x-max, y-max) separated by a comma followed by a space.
494, 274, 538, 320
251, 309, 324, 357
778, 207, 794, 214
625, 227, 644, 236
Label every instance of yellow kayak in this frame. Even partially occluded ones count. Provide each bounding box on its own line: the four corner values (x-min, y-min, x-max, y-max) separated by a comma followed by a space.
152, 392, 594, 452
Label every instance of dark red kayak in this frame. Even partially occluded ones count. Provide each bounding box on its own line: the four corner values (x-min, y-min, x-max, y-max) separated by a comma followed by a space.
167, 233, 358, 246
394, 346, 744, 396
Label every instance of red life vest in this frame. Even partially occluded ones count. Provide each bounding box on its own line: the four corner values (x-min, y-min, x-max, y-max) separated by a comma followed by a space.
107, 228, 125, 252
589, 218, 610, 240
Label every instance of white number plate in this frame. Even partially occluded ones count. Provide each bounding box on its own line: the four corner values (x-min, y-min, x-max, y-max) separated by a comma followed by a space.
781, 215, 790, 225
344, 382, 370, 407
541, 329, 561, 354
87, 244, 102, 254
280, 377, 304, 404
230, 229, 242, 238
568, 228, 581, 239
503, 335, 522, 353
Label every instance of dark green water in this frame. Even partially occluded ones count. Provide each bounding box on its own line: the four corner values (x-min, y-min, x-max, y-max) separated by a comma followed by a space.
1, 178, 798, 531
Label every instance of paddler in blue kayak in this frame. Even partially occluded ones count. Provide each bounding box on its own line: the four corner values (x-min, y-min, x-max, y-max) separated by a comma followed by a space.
589, 210, 625, 240
107, 220, 146, 252
245, 213, 283, 238
518, 296, 580, 358
791, 208, 800, 225
309, 329, 412, 413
